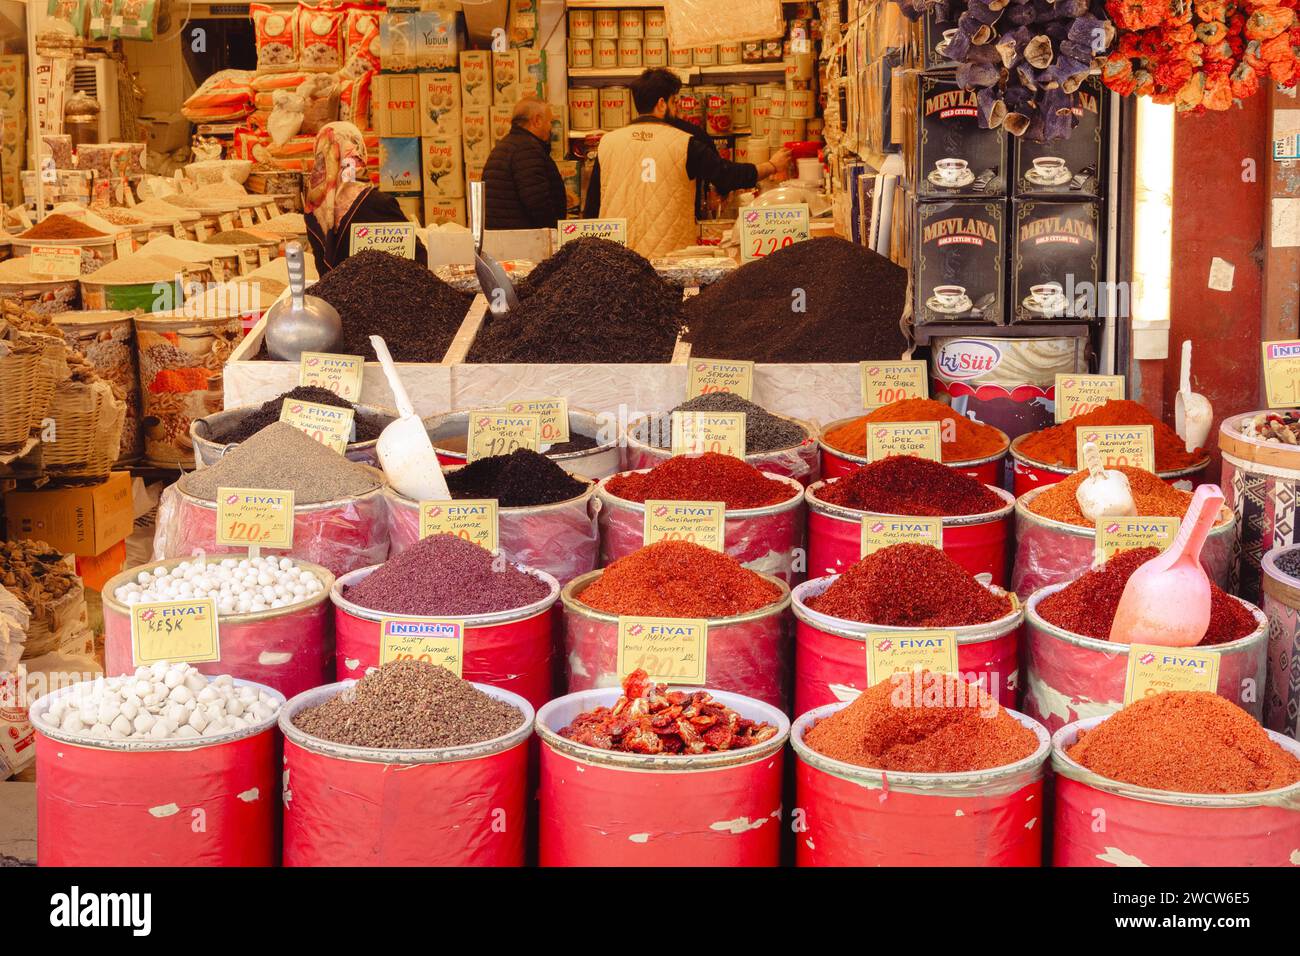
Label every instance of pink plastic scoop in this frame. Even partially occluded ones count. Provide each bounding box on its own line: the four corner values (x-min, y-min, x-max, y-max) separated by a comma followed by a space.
1108, 483, 1225, 647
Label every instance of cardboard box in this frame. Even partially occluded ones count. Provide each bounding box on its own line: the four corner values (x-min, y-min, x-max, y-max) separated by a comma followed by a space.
465, 158, 484, 184
380, 13, 417, 72
914, 198, 1006, 325
1010, 198, 1101, 323
5, 471, 133, 557
490, 105, 514, 145
379, 136, 422, 192
413, 8, 458, 71
491, 50, 519, 105
422, 135, 464, 197
461, 106, 490, 161
394, 193, 423, 223
424, 194, 467, 226
374, 73, 422, 137
138, 113, 190, 153
519, 49, 546, 99
418, 72, 462, 137
460, 51, 491, 107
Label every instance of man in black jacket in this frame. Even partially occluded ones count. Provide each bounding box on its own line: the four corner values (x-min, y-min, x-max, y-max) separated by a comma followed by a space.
483, 97, 568, 230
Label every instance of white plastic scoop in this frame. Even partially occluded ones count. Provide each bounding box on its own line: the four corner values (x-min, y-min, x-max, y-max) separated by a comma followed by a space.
1175, 340, 1212, 455
369, 335, 448, 501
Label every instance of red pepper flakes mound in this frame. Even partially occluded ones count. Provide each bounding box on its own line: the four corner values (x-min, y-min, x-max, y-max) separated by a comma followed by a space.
1067, 692, 1300, 795
805, 671, 1039, 773
1018, 399, 1204, 471
578, 540, 782, 618
806, 543, 1012, 627
1037, 548, 1258, 646
558, 668, 778, 754
605, 453, 796, 510
818, 455, 1004, 517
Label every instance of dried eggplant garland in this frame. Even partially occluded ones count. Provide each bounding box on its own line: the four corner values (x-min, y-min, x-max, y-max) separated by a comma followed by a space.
895, 0, 1116, 141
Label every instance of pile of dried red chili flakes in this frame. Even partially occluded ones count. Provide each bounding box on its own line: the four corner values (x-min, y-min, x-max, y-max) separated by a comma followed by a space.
558, 669, 778, 755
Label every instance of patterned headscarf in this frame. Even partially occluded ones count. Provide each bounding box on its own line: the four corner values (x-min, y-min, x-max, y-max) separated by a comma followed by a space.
305, 121, 368, 232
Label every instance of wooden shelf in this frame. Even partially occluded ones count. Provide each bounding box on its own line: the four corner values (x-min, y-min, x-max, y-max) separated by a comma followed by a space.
565, 0, 661, 7
699, 63, 787, 76
568, 66, 695, 79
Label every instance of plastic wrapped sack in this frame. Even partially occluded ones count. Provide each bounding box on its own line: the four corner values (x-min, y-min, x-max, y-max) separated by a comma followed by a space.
344, 6, 382, 75
251, 2, 298, 73
1, 647, 100, 780
663, 0, 784, 46
298, 2, 345, 72
111, 0, 158, 41
183, 70, 255, 123
268, 89, 307, 146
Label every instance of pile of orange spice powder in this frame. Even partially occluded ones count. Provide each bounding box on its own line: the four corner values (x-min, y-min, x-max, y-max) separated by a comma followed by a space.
804, 672, 1039, 773
1027, 465, 1195, 527
1017, 399, 1204, 471
1067, 692, 1300, 794
822, 398, 1007, 462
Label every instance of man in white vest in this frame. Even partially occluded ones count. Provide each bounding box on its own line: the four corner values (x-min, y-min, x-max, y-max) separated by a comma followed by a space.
583, 68, 791, 259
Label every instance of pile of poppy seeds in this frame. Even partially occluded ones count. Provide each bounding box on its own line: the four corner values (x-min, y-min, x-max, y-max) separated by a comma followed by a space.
208, 386, 388, 444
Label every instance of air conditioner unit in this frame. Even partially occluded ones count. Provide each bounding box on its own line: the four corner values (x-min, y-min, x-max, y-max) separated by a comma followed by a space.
70, 59, 121, 143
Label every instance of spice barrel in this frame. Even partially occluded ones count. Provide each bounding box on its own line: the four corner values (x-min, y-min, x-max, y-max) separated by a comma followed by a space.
1260, 547, 1300, 739
280, 681, 533, 866
818, 414, 1008, 486
1220, 412, 1300, 604
1022, 583, 1267, 733
535, 687, 789, 866
30, 678, 283, 867
81, 276, 183, 313
10, 233, 119, 276
0, 272, 80, 315
596, 470, 806, 583
791, 576, 1021, 714
1051, 717, 1300, 867
385, 482, 599, 587
424, 408, 619, 480
791, 702, 1051, 866
560, 569, 792, 709
1010, 486, 1235, 598
192, 402, 398, 470
1009, 433, 1210, 498
625, 412, 820, 486
805, 480, 1014, 585
330, 564, 560, 709
52, 309, 142, 462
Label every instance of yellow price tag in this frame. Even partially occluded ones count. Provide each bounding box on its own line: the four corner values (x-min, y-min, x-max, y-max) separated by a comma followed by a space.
738, 203, 810, 262
1075, 425, 1154, 472
860, 361, 928, 410
861, 515, 943, 558
557, 218, 628, 246
670, 411, 747, 458
865, 629, 957, 685
865, 421, 942, 462
643, 500, 725, 551
466, 411, 541, 462
1094, 516, 1179, 565
616, 616, 708, 685
1262, 340, 1300, 408
279, 399, 355, 453
349, 222, 417, 258
687, 358, 755, 401
379, 619, 463, 676
418, 499, 498, 551
501, 397, 569, 445
215, 487, 295, 550
1054, 374, 1125, 422
1124, 643, 1221, 705
299, 352, 365, 403
114, 231, 134, 258
131, 599, 221, 666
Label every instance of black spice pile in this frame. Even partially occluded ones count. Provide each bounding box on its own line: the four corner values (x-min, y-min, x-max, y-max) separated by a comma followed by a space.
446, 448, 588, 506
643, 393, 807, 453
209, 386, 388, 444
307, 250, 472, 362
683, 236, 908, 362
467, 238, 683, 363
435, 429, 599, 456
293, 661, 524, 749
1277, 549, 1300, 580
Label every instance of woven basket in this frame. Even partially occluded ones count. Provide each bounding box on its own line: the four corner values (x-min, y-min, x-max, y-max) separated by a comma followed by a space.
0, 331, 66, 452
42, 378, 125, 481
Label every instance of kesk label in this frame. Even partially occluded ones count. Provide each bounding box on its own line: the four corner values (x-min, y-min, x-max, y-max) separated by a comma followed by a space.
29, 245, 81, 278
1124, 643, 1221, 705
279, 399, 355, 453
557, 218, 628, 246
379, 618, 463, 676
1094, 516, 1180, 564
860, 360, 928, 409
671, 411, 747, 458
643, 500, 725, 551
1055, 374, 1125, 422
866, 421, 941, 462
1262, 339, 1300, 407
467, 411, 540, 462
216, 487, 295, 550
502, 397, 569, 445
349, 222, 417, 258
299, 352, 365, 402
1074, 425, 1154, 472
131, 599, 221, 666
419, 499, 498, 551
687, 358, 754, 400
861, 516, 943, 557
865, 629, 957, 685
616, 616, 708, 685
738, 203, 810, 263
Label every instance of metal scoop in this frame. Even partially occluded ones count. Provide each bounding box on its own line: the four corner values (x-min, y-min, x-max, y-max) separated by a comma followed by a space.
469, 180, 519, 317
264, 241, 342, 360
369, 335, 449, 501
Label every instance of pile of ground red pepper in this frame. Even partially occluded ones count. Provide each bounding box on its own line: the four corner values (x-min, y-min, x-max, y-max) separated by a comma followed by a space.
817, 455, 1005, 517
805, 543, 1013, 627
1036, 547, 1257, 645
605, 452, 796, 510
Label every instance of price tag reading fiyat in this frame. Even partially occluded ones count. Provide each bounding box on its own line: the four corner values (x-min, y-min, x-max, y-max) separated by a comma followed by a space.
1055, 374, 1125, 422
1263, 340, 1300, 407
557, 218, 628, 246
644, 500, 725, 551
860, 361, 928, 410
616, 616, 708, 685
738, 203, 810, 263
418, 499, 498, 551
670, 411, 747, 458
1074, 425, 1154, 472
299, 352, 365, 402
861, 516, 943, 558
279, 399, 355, 453
349, 222, 417, 258
865, 421, 941, 462
467, 411, 540, 462
501, 397, 569, 445
131, 599, 221, 667
216, 488, 295, 550
1124, 643, 1221, 705
29, 245, 82, 278
687, 358, 755, 400
379, 618, 463, 676
1094, 516, 1180, 564
866, 629, 958, 685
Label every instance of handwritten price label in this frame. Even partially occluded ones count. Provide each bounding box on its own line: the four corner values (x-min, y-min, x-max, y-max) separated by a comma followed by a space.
1094, 516, 1180, 565
1262, 340, 1300, 408
501, 397, 569, 445
1124, 644, 1221, 705
861, 516, 943, 558
616, 616, 708, 685
643, 500, 725, 551
860, 361, 928, 410
298, 352, 364, 403
866, 629, 957, 685
670, 410, 747, 458
29, 245, 82, 279
687, 358, 754, 401
349, 222, 417, 258
379, 619, 463, 676
467, 411, 540, 462
216, 487, 295, 549
557, 218, 628, 246
279, 399, 355, 453
1054, 374, 1125, 422
866, 421, 942, 462
131, 599, 221, 666
1075, 425, 1154, 472
418, 499, 498, 551
738, 203, 810, 263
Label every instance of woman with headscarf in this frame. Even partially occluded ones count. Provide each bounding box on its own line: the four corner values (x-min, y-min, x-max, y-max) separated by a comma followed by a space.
304, 121, 427, 273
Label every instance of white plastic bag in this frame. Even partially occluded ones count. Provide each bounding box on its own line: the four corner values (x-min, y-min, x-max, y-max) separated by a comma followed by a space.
663, 0, 784, 46
269, 89, 308, 146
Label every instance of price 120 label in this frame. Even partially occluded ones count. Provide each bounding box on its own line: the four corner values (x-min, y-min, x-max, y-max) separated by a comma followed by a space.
1055, 374, 1125, 422
616, 616, 708, 685
1074, 425, 1154, 472
418, 499, 498, 551
131, 598, 221, 666
467, 411, 540, 462
379, 618, 463, 676
860, 361, 928, 409
216, 487, 295, 549
279, 399, 355, 453
687, 358, 754, 401
1124, 643, 1220, 705
299, 352, 364, 403
670, 411, 747, 458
